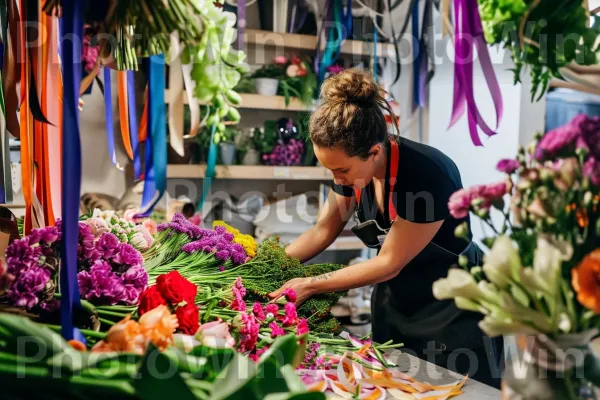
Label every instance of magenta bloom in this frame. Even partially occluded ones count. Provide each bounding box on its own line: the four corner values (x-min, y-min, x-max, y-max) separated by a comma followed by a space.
7, 266, 52, 309
6, 238, 42, 277
265, 303, 279, 318
448, 189, 472, 219
296, 318, 309, 335
77, 261, 126, 305
121, 265, 148, 304
496, 159, 520, 174
576, 115, 600, 158
95, 233, 120, 258
269, 322, 285, 338
113, 243, 143, 268
215, 250, 230, 261
584, 157, 600, 186
536, 114, 589, 160
234, 277, 246, 298
283, 288, 297, 303
252, 302, 265, 321
238, 313, 260, 353
282, 302, 299, 327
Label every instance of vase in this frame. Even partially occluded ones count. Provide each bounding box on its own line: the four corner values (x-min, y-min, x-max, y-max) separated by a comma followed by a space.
502, 332, 600, 400
167, 140, 198, 164
255, 78, 279, 96
242, 149, 260, 165
219, 142, 237, 166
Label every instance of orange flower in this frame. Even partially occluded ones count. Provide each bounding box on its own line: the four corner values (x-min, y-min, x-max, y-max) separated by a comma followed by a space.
139, 305, 179, 351
572, 250, 600, 313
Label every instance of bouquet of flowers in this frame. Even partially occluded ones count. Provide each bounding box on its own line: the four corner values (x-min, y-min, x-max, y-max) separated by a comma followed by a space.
435, 114, 600, 397
84, 208, 156, 251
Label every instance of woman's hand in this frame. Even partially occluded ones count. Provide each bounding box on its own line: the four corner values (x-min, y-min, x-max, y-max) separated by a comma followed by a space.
268, 278, 315, 306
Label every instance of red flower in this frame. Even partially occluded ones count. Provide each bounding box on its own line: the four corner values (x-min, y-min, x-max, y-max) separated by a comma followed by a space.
291, 56, 302, 65
138, 286, 167, 315
156, 271, 197, 305
296, 318, 309, 336
175, 302, 200, 335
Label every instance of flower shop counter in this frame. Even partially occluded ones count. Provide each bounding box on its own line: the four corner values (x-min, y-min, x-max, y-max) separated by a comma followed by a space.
383, 349, 501, 399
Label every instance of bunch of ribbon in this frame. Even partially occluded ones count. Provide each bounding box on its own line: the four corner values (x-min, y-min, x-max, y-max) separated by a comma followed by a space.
448, 0, 503, 146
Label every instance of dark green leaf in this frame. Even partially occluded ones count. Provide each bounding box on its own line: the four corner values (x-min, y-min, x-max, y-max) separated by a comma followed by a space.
258, 334, 300, 368
584, 353, 600, 387
280, 365, 306, 393
133, 343, 196, 400
210, 352, 259, 400
0, 314, 68, 358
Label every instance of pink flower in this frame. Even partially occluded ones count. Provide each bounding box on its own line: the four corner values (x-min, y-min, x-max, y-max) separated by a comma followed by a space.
274, 56, 288, 65
252, 302, 265, 321
249, 346, 269, 362
296, 318, 309, 335
188, 214, 201, 226
496, 159, 520, 174
123, 209, 139, 222
584, 157, 600, 186
265, 303, 278, 319
269, 322, 285, 338
282, 302, 298, 327
237, 313, 260, 353
286, 64, 299, 78
483, 182, 507, 200
142, 219, 158, 235
230, 290, 246, 312
234, 277, 246, 298
448, 189, 472, 219
283, 288, 297, 303
197, 319, 236, 348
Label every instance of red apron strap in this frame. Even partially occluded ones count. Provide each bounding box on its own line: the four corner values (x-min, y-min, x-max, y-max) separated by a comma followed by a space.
388, 140, 400, 221
354, 188, 361, 205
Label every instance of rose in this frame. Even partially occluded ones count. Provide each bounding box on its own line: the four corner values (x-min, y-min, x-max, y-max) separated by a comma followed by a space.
175, 302, 200, 335
84, 218, 110, 237
274, 56, 288, 65
496, 159, 520, 174
138, 286, 167, 315
156, 271, 197, 304
142, 219, 158, 235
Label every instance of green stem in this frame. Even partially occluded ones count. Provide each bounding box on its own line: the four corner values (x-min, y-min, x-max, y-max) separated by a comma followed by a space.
99, 318, 115, 326
97, 309, 134, 319
45, 325, 106, 339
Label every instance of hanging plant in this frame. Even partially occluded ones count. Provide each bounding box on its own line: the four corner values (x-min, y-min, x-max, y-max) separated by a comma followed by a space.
478, 0, 600, 100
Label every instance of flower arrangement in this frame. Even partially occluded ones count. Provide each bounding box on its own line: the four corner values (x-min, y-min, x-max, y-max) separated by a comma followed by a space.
262, 138, 305, 166
252, 55, 317, 107
138, 271, 199, 335
85, 208, 155, 251
434, 114, 600, 397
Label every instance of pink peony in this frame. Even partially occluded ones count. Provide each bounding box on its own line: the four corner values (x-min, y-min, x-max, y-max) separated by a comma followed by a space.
142, 219, 158, 235
282, 302, 299, 327
483, 182, 507, 200
252, 302, 265, 321
296, 318, 309, 335
269, 322, 285, 338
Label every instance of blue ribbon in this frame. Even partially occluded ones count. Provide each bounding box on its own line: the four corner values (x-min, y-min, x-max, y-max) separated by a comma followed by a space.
136, 55, 166, 218
373, 27, 378, 82
195, 124, 217, 213
60, 0, 86, 343
411, 0, 421, 109
126, 70, 142, 180
102, 67, 120, 168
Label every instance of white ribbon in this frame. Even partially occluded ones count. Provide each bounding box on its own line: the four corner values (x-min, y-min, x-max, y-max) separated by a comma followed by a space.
167, 56, 185, 157
182, 63, 201, 137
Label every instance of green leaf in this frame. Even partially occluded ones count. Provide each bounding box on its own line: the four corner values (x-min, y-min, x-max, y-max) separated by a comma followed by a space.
162, 347, 208, 374
279, 365, 306, 393
0, 314, 68, 358
258, 334, 300, 368
210, 352, 259, 400
584, 353, 600, 387
254, 357, 289, 396
133, 343, 196, 400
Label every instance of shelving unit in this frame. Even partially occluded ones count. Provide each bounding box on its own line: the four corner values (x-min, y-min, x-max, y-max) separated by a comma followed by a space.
168, 164, 332, 180
164, 91, 310, 111
243, 29, 395, 59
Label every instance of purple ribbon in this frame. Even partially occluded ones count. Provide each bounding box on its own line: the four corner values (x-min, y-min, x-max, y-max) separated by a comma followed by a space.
448, 0, 503, 146
60, 0, 86, 343
236, 0, 246, 50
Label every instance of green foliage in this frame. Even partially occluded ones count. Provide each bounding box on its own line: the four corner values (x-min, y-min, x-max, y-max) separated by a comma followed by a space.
479, 0, 600, 100
252, 64, 286, 79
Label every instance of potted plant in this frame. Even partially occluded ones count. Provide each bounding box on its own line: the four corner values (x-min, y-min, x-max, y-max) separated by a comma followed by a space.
218, 126, 238, 166
278, 55, 317, 107
252, 62, 284, 96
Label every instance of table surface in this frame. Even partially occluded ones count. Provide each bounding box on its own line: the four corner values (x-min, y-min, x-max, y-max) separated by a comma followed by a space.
385, 350, 501, 399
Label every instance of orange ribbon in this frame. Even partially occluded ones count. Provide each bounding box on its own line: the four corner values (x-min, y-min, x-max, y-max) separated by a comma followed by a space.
117, 71, 134, 159
138, 86, 149, 142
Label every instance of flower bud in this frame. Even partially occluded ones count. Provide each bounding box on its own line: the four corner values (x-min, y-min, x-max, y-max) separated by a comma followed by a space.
458, 255, 469, 268
533, 132, 543, 141
584, 191, 593, 206
482, 237, 495, 250
476, 208, 490, 219
576, 147, 588, 158
539, 168, 555, 183
454, 222, 469, 240
470, 266, 483, 280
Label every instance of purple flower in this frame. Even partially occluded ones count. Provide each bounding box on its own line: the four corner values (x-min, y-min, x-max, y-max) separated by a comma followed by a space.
536, 117, 582, 160
171, 213, 186, 224
584, 157, 600, 186
576, 115, 600, 158
6, 238, 42, 277
8, 266, 52, 309
231, 250, 246, 265
113, 243, 143, 268
122, 265, 148, 304
77, 261, 126, 305
198, 228, 216, 237
218, 266, 226, 272
182, 241, 202, 254
202, 246, 214, 253
215, 250, 230, 261
221, 232, 234, 242
187, 224, 203, 239
157, 223, 169, 232
95, 233, 120, 258
231, 243, 244, 253
496, 159, 520, 174
214, 226, 227, 235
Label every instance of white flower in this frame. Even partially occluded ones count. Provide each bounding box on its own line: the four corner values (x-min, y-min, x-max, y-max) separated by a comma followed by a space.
478, 316, 540, 337
455, 297, 488, 314
130, 232, 149, 250
482, 236, 520, 289
173, 334, 200, 353
531, 235, 572, 295
84, 217, 110, 238
432, 269, 482, 301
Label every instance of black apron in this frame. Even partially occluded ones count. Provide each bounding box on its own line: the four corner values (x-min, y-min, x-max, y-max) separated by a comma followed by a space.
351, 217, 503, 388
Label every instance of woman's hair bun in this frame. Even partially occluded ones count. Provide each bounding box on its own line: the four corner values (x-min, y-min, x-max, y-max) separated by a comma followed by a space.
320, 68, 381, 106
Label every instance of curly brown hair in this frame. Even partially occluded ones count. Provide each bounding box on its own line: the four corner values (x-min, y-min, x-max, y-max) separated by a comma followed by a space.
309, 68, 399, 160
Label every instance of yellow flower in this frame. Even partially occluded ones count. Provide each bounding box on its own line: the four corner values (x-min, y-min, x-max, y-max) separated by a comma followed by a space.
234, 234, 257, 258
212, 220, 240, 236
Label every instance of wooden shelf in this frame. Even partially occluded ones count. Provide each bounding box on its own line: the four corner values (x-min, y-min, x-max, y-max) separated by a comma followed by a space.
168, 164, 332, 180
244, 29, 395, 59
165, 91, 310, 112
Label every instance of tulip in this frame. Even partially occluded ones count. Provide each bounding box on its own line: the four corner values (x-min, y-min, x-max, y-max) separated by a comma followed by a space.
432, 269, 482, 301
482, 236, 519, 289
